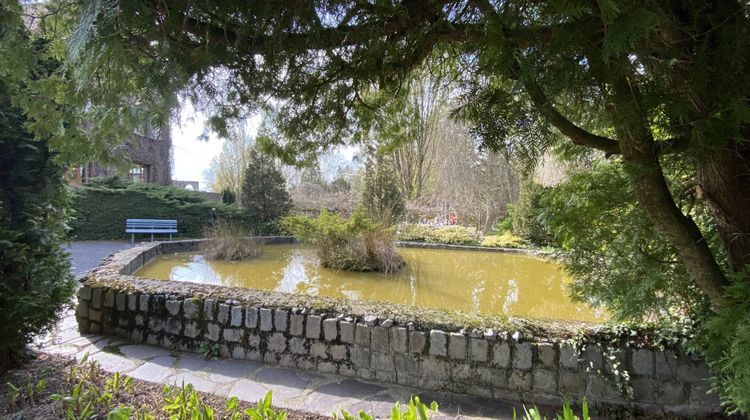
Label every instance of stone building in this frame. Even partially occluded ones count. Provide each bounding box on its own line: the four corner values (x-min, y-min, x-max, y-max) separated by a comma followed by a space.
69, 126, 172, 186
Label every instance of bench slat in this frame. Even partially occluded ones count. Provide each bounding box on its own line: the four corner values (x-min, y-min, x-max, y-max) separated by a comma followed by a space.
125, 219, 179, 241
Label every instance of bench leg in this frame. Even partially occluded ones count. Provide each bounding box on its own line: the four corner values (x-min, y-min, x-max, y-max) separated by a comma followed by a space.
131, 234, 134, 243
151, 233, 154, 242
169, 234, 172, 241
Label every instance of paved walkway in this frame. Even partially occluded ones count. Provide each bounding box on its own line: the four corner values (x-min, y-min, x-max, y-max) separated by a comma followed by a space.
40, 242, 528, 418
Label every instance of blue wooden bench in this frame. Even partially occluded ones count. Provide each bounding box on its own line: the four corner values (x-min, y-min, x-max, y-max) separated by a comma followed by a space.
125, 219, 178, 242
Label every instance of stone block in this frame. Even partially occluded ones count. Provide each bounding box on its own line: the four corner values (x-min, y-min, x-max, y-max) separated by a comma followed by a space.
559, 343, 579, 370
232, 346, 246, 360
514, 342, 533, 370
165, 318, 182, 335
127, 294, 138, 311
306, 315, 322, 339
263, 353, 278, 364
420, 357, 451, 383
248, 333, 261, 348
375, 370, 396, 383
583, 344, 603, 371
183, 299, 199, 319
323, 318, 338, 341
268, 332, 287, 352
395, 354, 420, 375
91, 289, 103, 309
130, 329, 143, 342
247, 350, 262, 362
88, 309, 102, 323
77, 301, 89, 318
289, 337, 307, 355
259, 308, 273, 331
676, 358, 710, 384
206, 323, 221, 341
448, 333, 467, 360
508, 370, 532, 391
660, 382, 686, 405
586, 376, 620, 400
631, 377, 658, 403
390, 327, 408, 353
371, 326, 389, 352
204, 299, 216, 321
310, 342, 328, 359
223, 328, 243, 342
245, 308, 259, 329
478, 367, 507, 388
372, 352, 395, 371
165, 300, 181, 316
533, 369, 557, 394
452, 364, 473, 383
632, 349, 654, 377
470, 338, 488, 362
103, 290, 115, 308
493, 341, 511, 367
296, 358, 315, 371
318, 361, 337, 374
274, 309, 288, 332
655, 350, 676, 380
537, 343, 556, 369
148, 317, 165, 333
339, 365, 356, 377
230, 306, 244, 327
429, 330, 447, 357
77, 286, 92, 301
355, 323, 370, 345
340, 321, 355, 343
138, 294, 149, 312
406, 331, 425, 354
184, 321, 200, 338
689, 382, 721, 407
289, 314, 305, 336
559, 372, 586, 396
330, 344, 348, 361
350, 345, 371, 368
217, 304, 230, 324
135, 314, 144, 326
115, 293, 127, 311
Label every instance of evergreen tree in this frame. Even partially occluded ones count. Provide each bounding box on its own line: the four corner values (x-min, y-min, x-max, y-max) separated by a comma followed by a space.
240, 149, 292, 227
0, 80, 76, 366
361, 159, 405, 225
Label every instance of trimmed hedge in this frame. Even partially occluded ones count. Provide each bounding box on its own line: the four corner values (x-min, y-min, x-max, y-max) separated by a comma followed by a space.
69, 179, 277, 240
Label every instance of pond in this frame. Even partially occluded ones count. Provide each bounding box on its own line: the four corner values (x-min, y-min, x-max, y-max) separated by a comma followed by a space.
136, 244, 603, 322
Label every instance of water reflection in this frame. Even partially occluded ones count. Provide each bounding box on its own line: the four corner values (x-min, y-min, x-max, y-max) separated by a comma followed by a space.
137, 244, 603, 322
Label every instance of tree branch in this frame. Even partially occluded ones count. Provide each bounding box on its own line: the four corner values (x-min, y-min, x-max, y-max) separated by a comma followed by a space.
520, 77, 622, 155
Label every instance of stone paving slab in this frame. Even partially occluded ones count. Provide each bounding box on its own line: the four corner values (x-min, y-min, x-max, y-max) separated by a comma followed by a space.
41, 241, 529, 418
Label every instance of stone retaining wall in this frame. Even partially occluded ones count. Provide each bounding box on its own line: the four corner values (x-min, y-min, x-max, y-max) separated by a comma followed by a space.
75, 239, 721, 416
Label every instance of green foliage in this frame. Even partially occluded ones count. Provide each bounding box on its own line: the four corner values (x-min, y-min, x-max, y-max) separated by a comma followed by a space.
236, 391, 287, 420
361, 161, 405, 225
512, 178, 555, 246
200, 219, 262, 261
162, 383, 216, 419
283, 209, 404, 273
199, 342, 220, 360
221, 188, 237, 205
336, 396, 438, 420
513, 399, 589, 420
541, 160, 708, 320
0, 79, 76, 367
697, 273, 750, 413
480, 233, 526, 248
398, 224, 481, 246
69, 179, 278, 240
240, 149, 292, 227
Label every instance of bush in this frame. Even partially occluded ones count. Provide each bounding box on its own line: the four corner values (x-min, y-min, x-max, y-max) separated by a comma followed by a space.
397, 224, 480, 245
200, 219, 262, 261
69, 179, 278, 240
282, 209, 404, 273
361, 161, 404, 225
480, 233, 525, 248
512, 178, 555, 246
0, 84, 76, 366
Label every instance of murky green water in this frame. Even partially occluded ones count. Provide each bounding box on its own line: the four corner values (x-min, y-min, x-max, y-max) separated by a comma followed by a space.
136, 244, 603, 322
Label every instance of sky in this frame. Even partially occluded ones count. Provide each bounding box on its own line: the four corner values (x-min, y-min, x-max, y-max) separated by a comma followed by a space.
170, 103, 261, 191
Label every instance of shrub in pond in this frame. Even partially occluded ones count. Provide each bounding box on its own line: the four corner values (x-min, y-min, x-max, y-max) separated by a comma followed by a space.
282, 209, 404, 273
480, 232, 525, 248
200, 219, 262, 261
398, 224, 481, 245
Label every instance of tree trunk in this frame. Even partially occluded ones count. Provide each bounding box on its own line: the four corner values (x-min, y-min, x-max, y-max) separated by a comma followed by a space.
609, 74, 729, 308
696, 135, 750, 271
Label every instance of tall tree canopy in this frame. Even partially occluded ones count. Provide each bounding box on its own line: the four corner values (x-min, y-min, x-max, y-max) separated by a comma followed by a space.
10, 0, 750, 410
